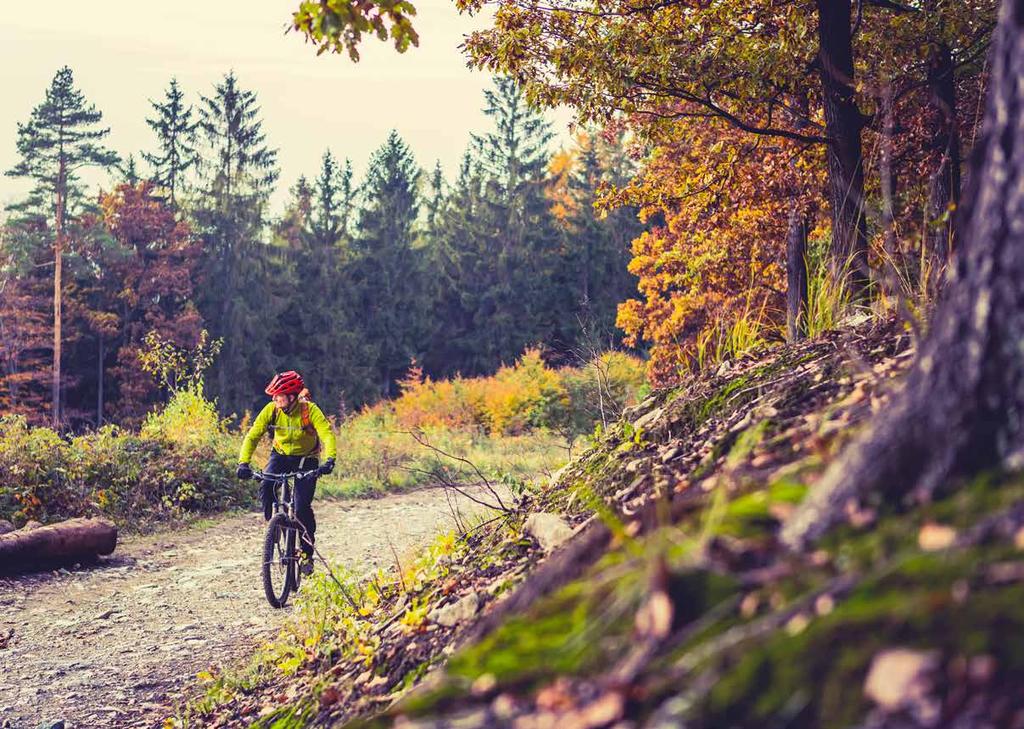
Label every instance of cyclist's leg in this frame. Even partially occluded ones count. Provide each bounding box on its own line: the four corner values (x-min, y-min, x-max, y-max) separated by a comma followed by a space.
295, 461, 319, 557
261, 451, 290, 520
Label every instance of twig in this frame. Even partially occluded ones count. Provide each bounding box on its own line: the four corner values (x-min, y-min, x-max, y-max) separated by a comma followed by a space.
403, 430, 511, 512
387, 536, 407, 594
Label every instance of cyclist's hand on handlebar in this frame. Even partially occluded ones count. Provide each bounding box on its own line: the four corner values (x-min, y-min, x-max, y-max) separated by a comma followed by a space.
236, 463, 253, 480
318, 458, 335, 476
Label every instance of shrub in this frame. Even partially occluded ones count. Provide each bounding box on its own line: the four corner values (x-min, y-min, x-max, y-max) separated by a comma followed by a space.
0, 387, 241, 528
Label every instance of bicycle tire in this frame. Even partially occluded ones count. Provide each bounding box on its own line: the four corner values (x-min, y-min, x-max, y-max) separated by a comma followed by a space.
262, 513, 294, 608
288, 524, 300, 593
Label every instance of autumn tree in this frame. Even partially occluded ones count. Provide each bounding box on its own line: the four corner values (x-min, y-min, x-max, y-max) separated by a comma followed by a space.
96, 183, 204, 423
5, 66, 119, 428
0, 226, 51, 420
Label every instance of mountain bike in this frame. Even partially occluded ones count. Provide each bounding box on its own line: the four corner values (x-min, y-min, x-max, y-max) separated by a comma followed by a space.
249, 467, 319, 608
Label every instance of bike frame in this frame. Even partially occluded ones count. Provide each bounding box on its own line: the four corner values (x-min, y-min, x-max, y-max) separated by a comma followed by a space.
252, 468, 318, 552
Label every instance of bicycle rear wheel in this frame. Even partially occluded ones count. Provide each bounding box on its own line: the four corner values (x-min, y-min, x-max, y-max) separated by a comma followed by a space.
262, 513, 295, 608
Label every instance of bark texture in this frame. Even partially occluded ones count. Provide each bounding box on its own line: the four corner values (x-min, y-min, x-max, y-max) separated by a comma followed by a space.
783, 0, 1024, 549
816, 0, 869, 296
0, 517, 117, 571
926, 37, 962, 263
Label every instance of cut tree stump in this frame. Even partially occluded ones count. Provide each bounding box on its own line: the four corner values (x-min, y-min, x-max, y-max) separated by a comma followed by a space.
0, 518, 117, 572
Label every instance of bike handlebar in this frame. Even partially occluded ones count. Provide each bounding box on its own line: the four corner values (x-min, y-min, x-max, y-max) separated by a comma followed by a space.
250, 468, 320, 482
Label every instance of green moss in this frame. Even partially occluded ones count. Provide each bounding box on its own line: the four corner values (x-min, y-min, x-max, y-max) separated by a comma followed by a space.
716, 477, 808, 539
725, 420, 773, 468
686, 548, 1024, 728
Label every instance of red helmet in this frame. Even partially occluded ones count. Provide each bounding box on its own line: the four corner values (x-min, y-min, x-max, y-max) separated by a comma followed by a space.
265, 371, 304, 396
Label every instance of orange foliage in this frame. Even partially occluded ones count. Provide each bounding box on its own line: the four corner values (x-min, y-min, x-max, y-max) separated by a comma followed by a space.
610, 118, 826, 385
391, 349, 643, 436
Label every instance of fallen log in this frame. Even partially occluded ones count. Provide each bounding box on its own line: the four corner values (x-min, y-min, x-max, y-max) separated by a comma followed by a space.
0, 518, 117, 572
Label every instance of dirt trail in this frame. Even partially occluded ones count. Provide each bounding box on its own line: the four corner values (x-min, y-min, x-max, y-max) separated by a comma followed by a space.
0, 486, 501, 729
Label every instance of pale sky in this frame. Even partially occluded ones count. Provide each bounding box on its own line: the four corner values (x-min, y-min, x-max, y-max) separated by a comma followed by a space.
0, 0, 571, 214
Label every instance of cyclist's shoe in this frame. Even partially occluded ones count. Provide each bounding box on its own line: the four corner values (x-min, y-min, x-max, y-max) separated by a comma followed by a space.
299, 555, 314, 576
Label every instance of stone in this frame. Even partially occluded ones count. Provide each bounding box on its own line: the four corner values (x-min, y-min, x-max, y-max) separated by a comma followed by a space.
429, 592, 481, 628
523, 513, 575, 552
0, 520, 14, 536
21, 521, 42, 531
632, 406, 664, 431
863, 648, 939, 714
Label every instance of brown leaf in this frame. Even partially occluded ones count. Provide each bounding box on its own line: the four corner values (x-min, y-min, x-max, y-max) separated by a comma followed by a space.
535, 678, 576, 712
918, 522, 957, 551
635, 590, 673, 640
320, 686, 341, 708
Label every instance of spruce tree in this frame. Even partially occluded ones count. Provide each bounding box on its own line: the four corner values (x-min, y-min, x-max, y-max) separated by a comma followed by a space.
143, 78, 198, 209
351, 131, 426, 397
193, 71, 280, 415
423, 153, 491, 376
309, 150, 356, 250
564, 131, 642, 346
6, 66, 118, 428
470, 78, 560, 367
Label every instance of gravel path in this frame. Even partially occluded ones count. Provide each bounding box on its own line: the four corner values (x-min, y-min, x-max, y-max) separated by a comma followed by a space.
0, 486, 500, 729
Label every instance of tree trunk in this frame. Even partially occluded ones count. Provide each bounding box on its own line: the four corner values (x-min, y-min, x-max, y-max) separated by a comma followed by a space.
97, 334, 104, 427
0, 518, 117, 572
786, 206, 809, 342
816, 0, 870, 297
783, 0, 1024, 549
926, 38, 962, 265
52, 165, 65, 430
879, 83, 899, 257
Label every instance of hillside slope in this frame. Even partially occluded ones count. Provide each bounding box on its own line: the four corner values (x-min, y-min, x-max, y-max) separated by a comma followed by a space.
194, 320, 1024, 728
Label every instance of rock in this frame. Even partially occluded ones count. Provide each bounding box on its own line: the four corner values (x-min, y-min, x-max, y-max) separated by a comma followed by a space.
21, 521, 42, 531
429, 592, 481, 627
863, 648, 939, 714
523, 513, 575, 552
0, 520, 14, 536
36, 721, 65, 729
632, 406, 664, 431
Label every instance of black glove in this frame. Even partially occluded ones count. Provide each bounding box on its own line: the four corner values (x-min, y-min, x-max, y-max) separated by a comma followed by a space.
318, 458, 335, 476
236, 463, 253, 480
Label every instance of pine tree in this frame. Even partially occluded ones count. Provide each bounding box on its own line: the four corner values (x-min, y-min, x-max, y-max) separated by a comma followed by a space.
310, 150, 356, 250
563, 130, 642, 346
193, 71, 280, 416
120, 154, 141, 185
470, 78, 561, 367
351, 131, 426, 397
143, 78, 198, 209
423, 153, 490, 376
5, 66, 119, 428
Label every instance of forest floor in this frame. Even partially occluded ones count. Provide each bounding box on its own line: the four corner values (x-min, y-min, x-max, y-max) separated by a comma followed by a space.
0, 486, 504, 729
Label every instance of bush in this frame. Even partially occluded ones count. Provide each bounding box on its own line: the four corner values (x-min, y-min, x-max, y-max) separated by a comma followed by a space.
390, 349, 645, 437
0, 387, 241, 528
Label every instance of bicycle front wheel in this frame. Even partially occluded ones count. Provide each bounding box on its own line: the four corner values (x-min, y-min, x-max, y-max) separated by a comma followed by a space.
262, 513, 296, 608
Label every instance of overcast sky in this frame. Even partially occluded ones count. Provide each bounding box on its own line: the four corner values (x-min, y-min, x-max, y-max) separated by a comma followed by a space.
0, 0, 571, 214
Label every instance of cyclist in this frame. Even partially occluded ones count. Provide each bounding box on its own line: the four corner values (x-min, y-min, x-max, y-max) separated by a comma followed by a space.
236, 371, 337, 574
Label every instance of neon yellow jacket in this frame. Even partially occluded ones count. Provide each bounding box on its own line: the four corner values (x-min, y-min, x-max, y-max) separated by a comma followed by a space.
238, 400, 337, 464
